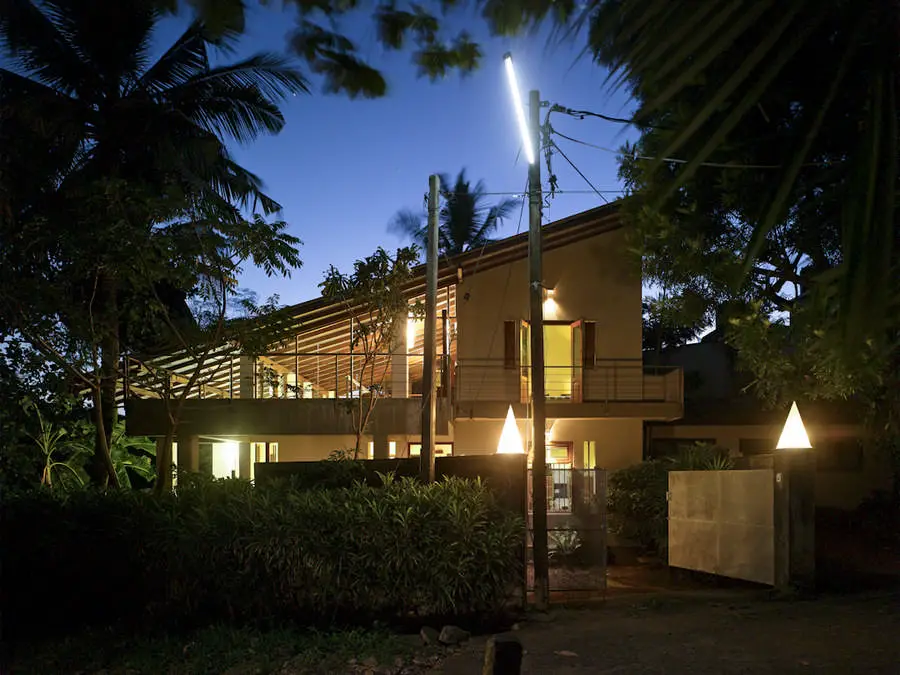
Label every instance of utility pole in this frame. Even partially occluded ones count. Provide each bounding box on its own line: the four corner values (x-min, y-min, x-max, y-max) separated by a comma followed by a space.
421, 174, 439, 482
527, 88, 550, 610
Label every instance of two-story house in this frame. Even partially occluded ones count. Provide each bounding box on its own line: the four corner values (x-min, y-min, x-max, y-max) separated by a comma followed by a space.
126, 204, 684, 491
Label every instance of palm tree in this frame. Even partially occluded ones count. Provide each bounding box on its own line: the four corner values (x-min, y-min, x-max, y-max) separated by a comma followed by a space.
0, 0, 308, 486
389, 169, 520, 257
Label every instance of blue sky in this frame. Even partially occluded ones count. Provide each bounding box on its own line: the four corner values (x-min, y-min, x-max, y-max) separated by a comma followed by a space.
158, 4, 639, 307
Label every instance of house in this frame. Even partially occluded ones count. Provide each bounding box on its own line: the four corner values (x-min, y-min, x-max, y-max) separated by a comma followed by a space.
645, 339, 893, 510
125, 204, 684, 500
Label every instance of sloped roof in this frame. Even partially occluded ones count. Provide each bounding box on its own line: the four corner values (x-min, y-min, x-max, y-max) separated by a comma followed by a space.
124, 202, 623, 400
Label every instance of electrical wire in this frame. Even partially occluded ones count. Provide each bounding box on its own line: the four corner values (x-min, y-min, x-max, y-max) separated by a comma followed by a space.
551, 104, 671, 131
549, 140, 610, 205
551, 128, 829, 170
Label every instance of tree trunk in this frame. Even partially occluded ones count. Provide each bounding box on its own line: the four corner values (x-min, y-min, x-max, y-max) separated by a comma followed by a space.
155, 430, 175, 495
90, 271, 121, 488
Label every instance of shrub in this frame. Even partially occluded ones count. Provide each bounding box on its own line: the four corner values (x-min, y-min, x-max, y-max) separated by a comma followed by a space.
607, 460, 670, 551
607, 443, 733, 553
2, 476, 523, 641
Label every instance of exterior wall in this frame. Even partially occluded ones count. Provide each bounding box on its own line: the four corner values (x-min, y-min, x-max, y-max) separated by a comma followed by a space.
456, 227, 641, 362
452, 417, 643, 470
649, 423, 892, 510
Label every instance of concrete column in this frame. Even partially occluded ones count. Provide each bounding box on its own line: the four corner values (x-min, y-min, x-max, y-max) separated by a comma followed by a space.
238, 442, 252, 480
177, 435, 200, 474
773, 450, 816, 593
238, 355, 256, 399
373, 434, 390, 460
391, 313, 410, 398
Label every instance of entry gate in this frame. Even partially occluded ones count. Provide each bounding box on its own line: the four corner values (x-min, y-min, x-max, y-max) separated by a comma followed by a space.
527, 466, 608, 595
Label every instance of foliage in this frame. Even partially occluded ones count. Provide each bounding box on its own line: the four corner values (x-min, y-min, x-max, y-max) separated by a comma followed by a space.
642, 297, 706, 355
607, 443, 732, 551
11, 623, 419, 675
267, 457, 368, 490
27, 405, 87, 490
389, 169, 520, 258
607, 460, 670, 551
3, 476, 524, 640
320, 246, 422, 458
0, 0, 306, 486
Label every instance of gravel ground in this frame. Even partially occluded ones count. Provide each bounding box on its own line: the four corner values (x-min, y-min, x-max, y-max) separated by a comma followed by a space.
433, 590, 900, 674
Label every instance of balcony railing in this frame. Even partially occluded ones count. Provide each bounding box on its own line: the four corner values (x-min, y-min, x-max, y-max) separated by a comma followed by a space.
455, 359, 683, 405
251, 352, 452, 400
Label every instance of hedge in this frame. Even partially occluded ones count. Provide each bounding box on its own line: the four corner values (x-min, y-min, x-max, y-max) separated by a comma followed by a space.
2, 475, 524, 640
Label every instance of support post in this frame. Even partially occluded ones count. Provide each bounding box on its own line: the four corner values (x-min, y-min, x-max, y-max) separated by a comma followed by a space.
177, 435, 200, 474
528, 88, 550, 610
420, 174, 439, 482
774, 449, 816, 593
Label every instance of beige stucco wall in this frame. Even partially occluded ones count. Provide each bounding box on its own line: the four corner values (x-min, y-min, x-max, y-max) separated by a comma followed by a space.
456, 227, 641, 362
451, 417, 643, 470
650, 423, 892, 510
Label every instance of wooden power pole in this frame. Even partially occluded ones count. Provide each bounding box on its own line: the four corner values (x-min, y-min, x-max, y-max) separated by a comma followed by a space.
421, 174, 439, 482
527, 89, 550, 609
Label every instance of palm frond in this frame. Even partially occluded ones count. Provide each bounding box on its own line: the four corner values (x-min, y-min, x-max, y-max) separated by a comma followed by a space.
0, 0, 99, 96
137, 21, 209, 94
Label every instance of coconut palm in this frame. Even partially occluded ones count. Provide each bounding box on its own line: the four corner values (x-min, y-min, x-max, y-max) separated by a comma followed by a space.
389, 169, 520, 257
0, 0, 308, 486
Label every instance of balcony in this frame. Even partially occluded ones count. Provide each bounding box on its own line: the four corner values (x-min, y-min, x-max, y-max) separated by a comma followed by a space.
454, 359, 683, 421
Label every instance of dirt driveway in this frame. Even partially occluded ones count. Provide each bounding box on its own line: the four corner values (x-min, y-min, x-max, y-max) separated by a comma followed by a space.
434, 590, 900, 674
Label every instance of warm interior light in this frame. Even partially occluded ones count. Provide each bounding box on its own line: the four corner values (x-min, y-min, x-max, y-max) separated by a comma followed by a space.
221, 441, 239, 476
497, 405, 525, 454
503, 53, 534, 165
406, 316, 416, 350
776, 401, 812, 450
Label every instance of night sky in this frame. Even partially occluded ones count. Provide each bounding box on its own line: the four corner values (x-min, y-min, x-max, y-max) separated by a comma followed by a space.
158, 4, 639, 306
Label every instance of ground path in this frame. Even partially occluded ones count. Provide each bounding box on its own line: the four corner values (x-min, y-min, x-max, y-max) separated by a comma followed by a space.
433, 590, 900, 674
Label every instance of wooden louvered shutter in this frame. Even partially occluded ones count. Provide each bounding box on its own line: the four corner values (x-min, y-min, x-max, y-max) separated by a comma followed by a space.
583, 321, 596, 368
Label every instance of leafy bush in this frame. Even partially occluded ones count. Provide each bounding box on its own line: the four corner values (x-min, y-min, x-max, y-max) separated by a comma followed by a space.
2, 476, 523, 641
607, 460, 671, 551
607, 443, 733, 552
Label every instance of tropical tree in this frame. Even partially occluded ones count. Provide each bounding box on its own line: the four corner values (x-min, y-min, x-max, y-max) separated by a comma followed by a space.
389, 170, 519, 257
320, 246, 422, 458
0, 0, 306, 486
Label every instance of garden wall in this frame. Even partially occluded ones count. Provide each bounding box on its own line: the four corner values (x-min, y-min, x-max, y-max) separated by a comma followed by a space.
668, 469, 775, 585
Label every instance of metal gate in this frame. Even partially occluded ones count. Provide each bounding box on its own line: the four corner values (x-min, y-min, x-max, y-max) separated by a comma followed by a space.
526, 466, 608, 596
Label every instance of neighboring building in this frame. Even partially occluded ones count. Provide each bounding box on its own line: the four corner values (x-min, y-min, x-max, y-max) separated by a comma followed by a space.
125, 204, 684, 494
646, 339, 892, 510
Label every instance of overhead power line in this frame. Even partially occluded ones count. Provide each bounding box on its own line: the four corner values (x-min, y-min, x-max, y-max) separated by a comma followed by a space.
551, 128, 830, 171
551, 104, 671, 131
549, 141, 610, 205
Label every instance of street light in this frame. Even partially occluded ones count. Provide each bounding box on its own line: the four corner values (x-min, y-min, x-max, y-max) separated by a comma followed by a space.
503, 53, 535, 165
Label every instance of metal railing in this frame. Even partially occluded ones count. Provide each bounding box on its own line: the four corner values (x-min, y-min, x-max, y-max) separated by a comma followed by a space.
455, 359, 683, 404
527, 466, 604, 513
250, 352, 452, 400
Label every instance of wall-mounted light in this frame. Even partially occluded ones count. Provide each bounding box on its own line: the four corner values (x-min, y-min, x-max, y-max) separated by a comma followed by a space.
542, 287, 558, 318
497, 405, 525, 454
776, 401, 812, 450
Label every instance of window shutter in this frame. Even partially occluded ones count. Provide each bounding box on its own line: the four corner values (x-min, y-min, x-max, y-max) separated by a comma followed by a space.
504, 320, 517, 368
583, 321, 596, 368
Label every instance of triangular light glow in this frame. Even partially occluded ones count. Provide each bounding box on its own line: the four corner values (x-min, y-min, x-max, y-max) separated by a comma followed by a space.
496, 405, 525, 454
776, 401, 812, 450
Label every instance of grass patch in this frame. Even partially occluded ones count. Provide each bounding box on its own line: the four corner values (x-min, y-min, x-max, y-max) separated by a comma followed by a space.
10, 625, 423, 674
